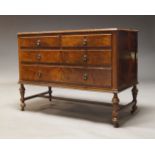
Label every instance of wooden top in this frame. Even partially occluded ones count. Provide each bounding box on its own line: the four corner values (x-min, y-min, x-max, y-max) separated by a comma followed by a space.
18, 28, 138, 35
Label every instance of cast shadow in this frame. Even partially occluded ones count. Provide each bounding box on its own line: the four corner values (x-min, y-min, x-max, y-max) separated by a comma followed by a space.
22, 97, 142, 126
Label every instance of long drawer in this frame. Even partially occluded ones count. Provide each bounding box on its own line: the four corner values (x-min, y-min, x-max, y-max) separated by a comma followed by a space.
20, 50, 111, 66
18, 34, 112, 49
20, 65, 112, 88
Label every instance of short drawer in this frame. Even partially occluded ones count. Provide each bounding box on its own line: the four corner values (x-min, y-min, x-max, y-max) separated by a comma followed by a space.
20, 65, 112, 88
61, 34, 112, 48
62, 50, 111, 66
62, 68, 112, 87
19, 50, 62, 64
20, 65, 62, 82
19, 36, 60, 49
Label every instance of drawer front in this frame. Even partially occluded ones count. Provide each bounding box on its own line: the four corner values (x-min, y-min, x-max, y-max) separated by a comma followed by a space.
19, 36, 60, 49
20, 65, 62, 82
20, 65, 111, 88
61, 34, 112, 48
20, 50, 62, 64
20, 50, 111, 66
62, 68, 111, 87
62, 50, 111, 66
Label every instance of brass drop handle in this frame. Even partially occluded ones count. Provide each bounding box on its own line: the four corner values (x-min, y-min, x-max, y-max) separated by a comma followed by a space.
83, 73, 88, 80
37, 71, 42, 78
36, 54, 41, 60
83, 38, 87, 46
36, 39, 41, 47
83, 54, 87, 62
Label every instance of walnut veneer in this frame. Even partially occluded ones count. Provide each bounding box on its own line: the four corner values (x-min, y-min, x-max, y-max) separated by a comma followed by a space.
18, 28, 138, 127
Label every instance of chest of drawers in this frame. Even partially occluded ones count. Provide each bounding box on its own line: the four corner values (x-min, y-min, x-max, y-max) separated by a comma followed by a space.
18, 28, 138, 127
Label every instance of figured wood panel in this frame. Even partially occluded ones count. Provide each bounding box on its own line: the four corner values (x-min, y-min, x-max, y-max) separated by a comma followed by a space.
87, 50, 111, 66
61, 34, 112, 48
19, 50, 111, 67
19, 36, 60, 49
20, 65, 62, 82
61, 35, 85, 48
118, 31, 138, 90
62, 68, 112, 87
20, 65, 112, 88
19, 50, 62, 64
62, 50, 86, 65
86, 34, 112, 48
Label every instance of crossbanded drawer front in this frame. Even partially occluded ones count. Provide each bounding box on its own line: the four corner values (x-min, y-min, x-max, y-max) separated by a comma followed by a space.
20, 65, 62, 82
20, 65, 112, 88
62, 67, 112, 87
20, 50, 62, 64
61, 34, 112, 48
20, 50, 111, 67
19, 36, 60, 49
62, 50, 111, 66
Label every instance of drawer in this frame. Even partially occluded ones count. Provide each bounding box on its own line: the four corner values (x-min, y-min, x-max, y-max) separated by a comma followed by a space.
19, 50, 62, 64
62, 68, 111, 87
19, 36, 60, 49
20, 65, 62, 82
20, 50, 111, 66
62, 50, 111, 66
20, 65, 112, 88
61, 34, 112, 48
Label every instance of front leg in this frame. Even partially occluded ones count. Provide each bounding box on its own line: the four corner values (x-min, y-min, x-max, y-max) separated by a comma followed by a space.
19, 84, 25, 111
131, 85, 138, 114
112, 93, 120, 127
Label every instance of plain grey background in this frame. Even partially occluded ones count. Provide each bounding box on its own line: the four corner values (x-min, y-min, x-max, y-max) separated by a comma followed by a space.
0, 15, 154, 83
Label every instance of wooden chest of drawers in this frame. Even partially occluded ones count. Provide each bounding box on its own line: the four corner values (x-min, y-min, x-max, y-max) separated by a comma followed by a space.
18, 28, 138, 127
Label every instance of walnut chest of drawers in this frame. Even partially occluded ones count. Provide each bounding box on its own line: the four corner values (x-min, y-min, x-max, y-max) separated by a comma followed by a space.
18, 28, 138, 127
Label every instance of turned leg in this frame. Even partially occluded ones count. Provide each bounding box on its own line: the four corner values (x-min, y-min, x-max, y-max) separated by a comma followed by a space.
19, 84, 25, 111
131, 85, 138, 114
48, 86, 52, 101
112, 93, 120, 127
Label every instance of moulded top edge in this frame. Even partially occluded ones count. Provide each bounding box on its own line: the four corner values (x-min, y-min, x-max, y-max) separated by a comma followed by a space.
17, 28, 139, 36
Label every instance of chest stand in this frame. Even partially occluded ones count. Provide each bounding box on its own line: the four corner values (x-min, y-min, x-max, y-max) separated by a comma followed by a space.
19, 84, 138, 127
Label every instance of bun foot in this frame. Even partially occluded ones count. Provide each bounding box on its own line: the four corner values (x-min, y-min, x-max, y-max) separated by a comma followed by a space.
131, 105, 137, 114
20, 103, 26, 111
113, 122, 119, 128
112, 117, 120, 128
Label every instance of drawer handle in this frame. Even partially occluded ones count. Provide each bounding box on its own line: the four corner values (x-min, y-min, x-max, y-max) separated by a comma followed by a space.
83, 38, 87, 46
83, 73, 88, 80
37, 72, 42, 78
83, 55, 87, 62
36, 54, 41, 60
36, 39, 41, 47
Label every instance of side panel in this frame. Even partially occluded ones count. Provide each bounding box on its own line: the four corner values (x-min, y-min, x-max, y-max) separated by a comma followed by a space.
117, 31, 138, 91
